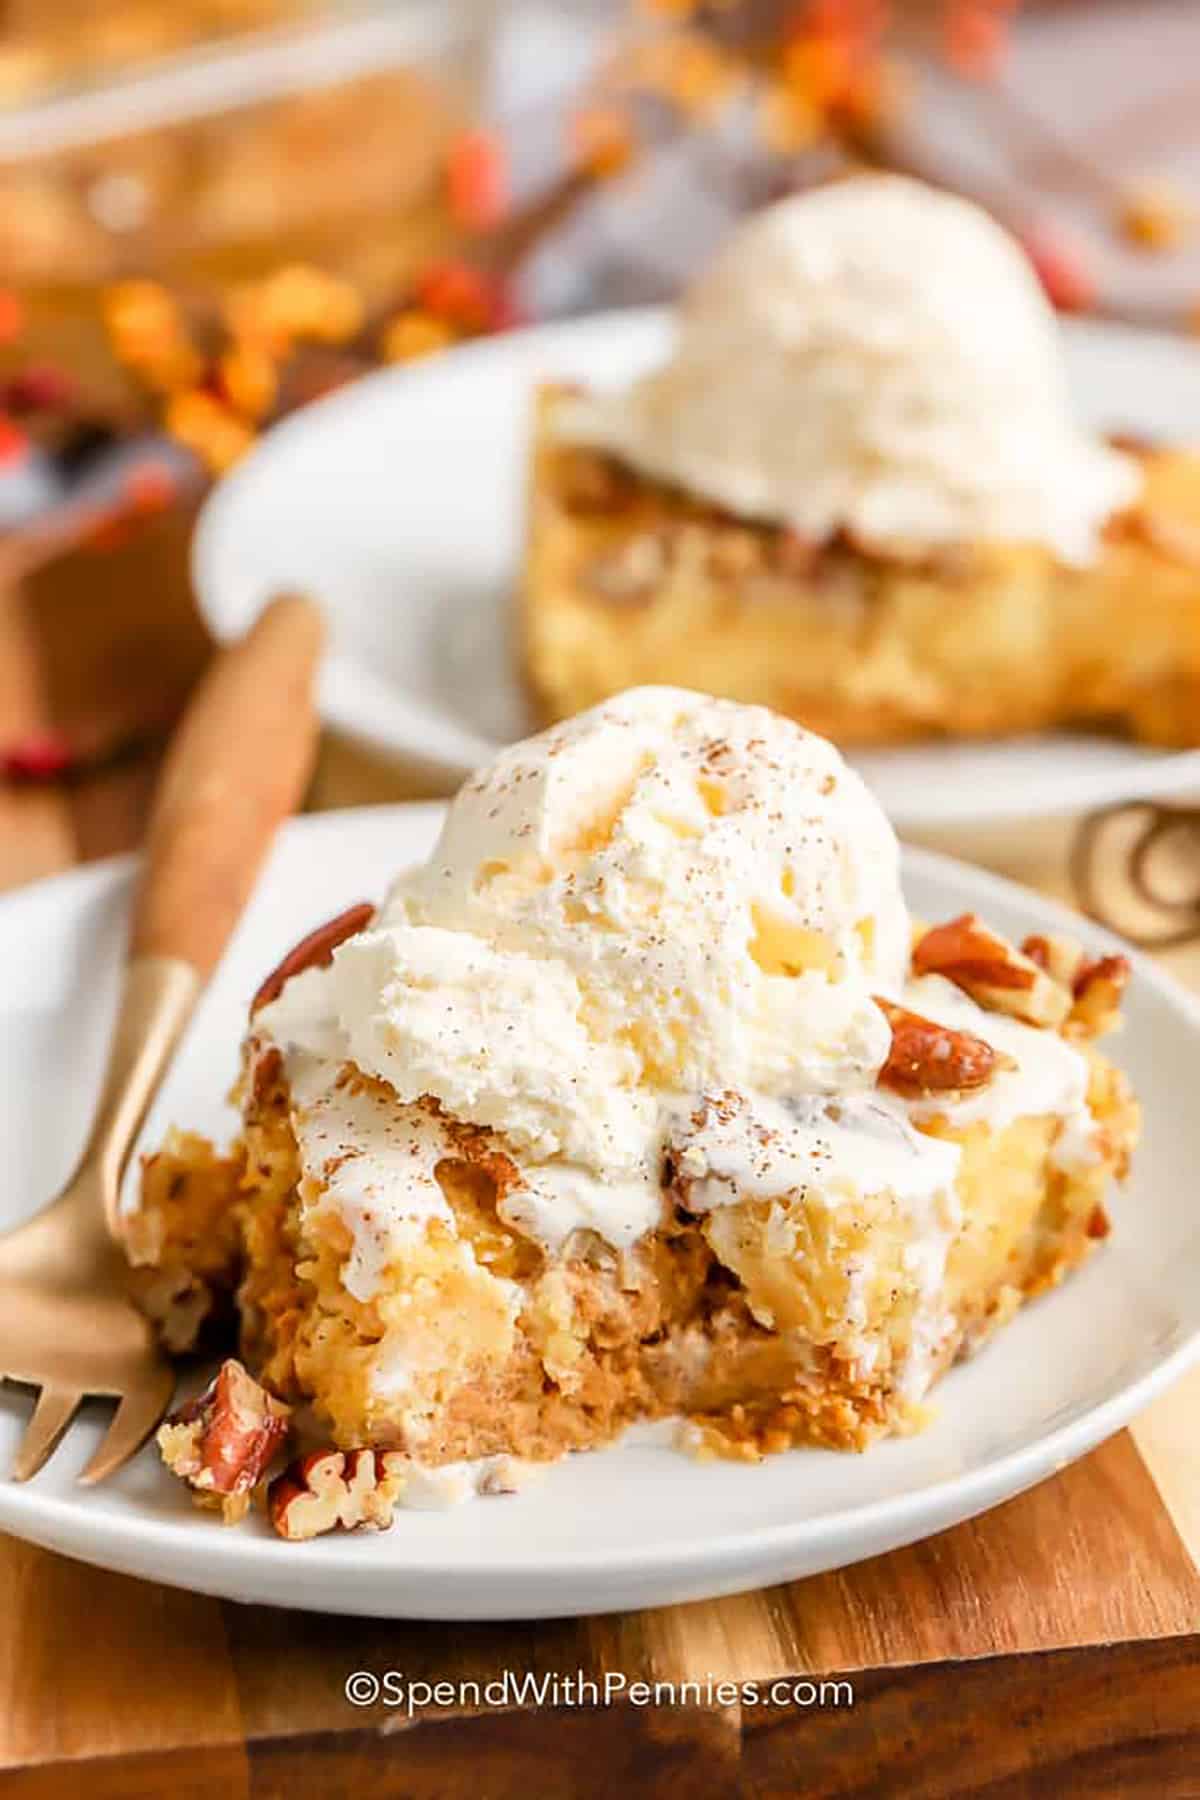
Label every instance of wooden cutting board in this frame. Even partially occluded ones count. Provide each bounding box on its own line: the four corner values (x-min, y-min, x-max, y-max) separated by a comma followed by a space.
0, 516, 1198, 1797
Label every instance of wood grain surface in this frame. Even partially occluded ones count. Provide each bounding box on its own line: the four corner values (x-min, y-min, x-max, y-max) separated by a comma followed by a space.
0, 510, 1198, 1797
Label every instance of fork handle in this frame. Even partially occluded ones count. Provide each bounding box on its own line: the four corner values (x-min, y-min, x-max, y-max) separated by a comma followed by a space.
81, 596, 324, 1234
130, 594, 324, 976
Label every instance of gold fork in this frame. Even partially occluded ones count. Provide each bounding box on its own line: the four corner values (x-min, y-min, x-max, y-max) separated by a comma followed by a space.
0, 595, 323, 1485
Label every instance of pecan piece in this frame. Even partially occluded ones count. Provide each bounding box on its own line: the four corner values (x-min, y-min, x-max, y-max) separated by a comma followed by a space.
875, 998, 1000, 1099
158, 1360, 291, 1523
268, 1448, 405, 1541
1022, 934, 1130, 1040
1070, 954, 1130, 1039
1020, 931, 1078, 984
1086, 1203, 1113, 1241
914, 914, 1070, 1028
250, 901, 374, 1016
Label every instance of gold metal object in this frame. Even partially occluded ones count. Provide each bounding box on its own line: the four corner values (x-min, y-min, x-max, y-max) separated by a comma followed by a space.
1072, 799, 1200, 948
0, 595, 324, 1487
0, 956, 200, 1484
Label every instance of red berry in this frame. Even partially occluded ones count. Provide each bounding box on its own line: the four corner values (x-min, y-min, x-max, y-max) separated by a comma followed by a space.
2, 731, 74, 783
415, 261, 496, 332
1021, 225, 1097, 313
0, 414, 29, 466
5, 364, 77, 413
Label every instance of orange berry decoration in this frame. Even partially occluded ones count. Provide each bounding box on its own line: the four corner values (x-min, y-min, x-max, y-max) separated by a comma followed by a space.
380, 311, 457, 363
165, 389, 254, 475
446, 130, 510, 232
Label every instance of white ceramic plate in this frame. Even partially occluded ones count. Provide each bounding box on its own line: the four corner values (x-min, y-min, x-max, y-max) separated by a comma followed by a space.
2, 805, 1198, 1619
194, 310, 1200, 832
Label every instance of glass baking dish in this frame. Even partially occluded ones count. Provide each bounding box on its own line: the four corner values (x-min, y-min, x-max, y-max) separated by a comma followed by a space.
0, 2, 342, 107
0, 5, 485, 405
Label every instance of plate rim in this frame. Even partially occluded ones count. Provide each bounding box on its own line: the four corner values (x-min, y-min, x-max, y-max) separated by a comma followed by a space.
1, 804, 1199, 1601
192, 309, 1200, 824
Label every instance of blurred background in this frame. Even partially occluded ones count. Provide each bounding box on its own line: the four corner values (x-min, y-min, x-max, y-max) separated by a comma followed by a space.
4, 2, 1200, 517
2, 0, 1200, 872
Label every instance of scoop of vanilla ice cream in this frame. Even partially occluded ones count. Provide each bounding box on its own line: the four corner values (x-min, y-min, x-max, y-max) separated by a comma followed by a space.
560, 175, 1138, 564
327, 688, 907, 1176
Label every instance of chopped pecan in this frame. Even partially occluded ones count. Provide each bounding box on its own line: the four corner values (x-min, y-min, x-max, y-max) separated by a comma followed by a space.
1106, 430, 1154, 456
1086, 1203, 1113, 1241
250, 902, 374, 1016
914, 914, 1070, 1028
1021, 934, 1130, 1039
875, 998, 1001, 1098
268, 1448, 405, 1541
1070, 954, 1130, 1038
1021, 931, 1077, 983
158, 1360, 291, 1523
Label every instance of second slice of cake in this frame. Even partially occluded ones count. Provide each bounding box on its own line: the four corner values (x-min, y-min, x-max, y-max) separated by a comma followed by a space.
522, 177, 1200, 748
